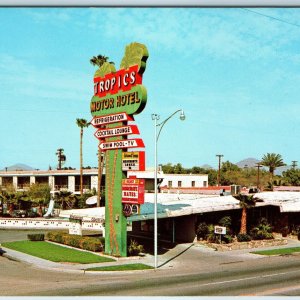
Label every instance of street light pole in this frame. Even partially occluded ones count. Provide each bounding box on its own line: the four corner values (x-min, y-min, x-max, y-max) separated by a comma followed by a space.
152, 109, 185, 269
152, 113, 159, 269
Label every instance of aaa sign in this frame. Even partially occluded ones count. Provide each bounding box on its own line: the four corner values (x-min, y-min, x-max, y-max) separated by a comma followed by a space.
122, 178, 145, 204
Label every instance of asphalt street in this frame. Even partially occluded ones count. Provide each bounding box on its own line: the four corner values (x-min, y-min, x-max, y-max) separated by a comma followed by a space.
2, 229, 300, 296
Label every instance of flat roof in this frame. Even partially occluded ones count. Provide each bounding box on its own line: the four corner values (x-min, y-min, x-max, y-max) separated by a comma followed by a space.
0, 168, 101, 176
58, 191, 300, 222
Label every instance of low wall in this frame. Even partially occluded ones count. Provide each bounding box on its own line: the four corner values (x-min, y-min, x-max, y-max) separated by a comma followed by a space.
200, 238, 288, 251
0, 218, 103, 232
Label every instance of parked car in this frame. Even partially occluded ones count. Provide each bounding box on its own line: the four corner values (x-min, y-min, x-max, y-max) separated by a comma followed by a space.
27, 210, 39, 218
11, 210, 28, 218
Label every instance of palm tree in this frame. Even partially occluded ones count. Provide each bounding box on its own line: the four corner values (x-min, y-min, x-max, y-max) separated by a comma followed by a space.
97, 148, 105, 207
90, 55, 114, 67
234, 194, 256, 234
261, 153, 286, 179
56, 148, 66, 170
76, 118, 90, 196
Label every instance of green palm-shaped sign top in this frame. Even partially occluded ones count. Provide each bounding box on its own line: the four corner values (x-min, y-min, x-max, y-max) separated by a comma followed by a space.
120, 42, 149, 74
94, 62, 116, 78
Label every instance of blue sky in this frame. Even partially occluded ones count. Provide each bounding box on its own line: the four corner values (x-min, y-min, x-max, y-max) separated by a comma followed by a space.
1, 7, 300, 170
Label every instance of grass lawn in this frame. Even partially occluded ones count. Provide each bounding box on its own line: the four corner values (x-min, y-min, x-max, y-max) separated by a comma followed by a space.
251, 247, 300, 256
2, 241, 115, 264
85, 263, 154, 271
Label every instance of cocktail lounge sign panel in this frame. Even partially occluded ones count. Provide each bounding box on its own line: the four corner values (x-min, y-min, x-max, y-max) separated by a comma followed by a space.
94, 124, 140, 139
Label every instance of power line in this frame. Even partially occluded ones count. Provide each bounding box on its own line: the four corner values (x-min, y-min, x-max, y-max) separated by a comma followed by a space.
241, 8, 300, 29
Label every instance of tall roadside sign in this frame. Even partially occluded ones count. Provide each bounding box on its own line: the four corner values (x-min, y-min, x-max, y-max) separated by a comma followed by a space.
90, 43, 148, 256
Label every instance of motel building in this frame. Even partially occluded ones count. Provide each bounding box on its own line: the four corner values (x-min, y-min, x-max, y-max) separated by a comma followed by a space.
0, 168, 101, 195
2, 166, 300, 247
0, 167, 209, 195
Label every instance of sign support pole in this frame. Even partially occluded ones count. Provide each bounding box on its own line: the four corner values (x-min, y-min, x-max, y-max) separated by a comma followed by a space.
154, 116, 158, 269
104, 122, 127, 257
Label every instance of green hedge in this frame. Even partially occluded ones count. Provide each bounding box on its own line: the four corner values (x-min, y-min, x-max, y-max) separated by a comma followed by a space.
46, 231, 104, 252
27, 233, 45, 241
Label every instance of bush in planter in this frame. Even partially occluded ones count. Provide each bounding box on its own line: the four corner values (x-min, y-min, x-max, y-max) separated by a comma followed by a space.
80, 237, 103, 252
218, 216, 232, 228
218, 216, 234, 244
46, 231, 104, 252
237, 233, 252, 242
250, 222, 274, 240
128, 239, 144, 256
27, 233, 45, 241
207, 224, 217, 243
222, 234, 233, 244
63, 234, 81, 248
196, 222, 209, 240
46, 231, 65, 243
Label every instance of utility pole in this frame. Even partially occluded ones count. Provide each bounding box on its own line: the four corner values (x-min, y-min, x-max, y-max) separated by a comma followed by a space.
292, 161, 298, 169
256, 163, 262, 190
216, 154, 224, 187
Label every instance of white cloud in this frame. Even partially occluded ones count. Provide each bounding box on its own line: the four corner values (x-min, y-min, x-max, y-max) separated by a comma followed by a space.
85, 8, 300, 63
24, 9, 72, 24
18, 8, 300, 63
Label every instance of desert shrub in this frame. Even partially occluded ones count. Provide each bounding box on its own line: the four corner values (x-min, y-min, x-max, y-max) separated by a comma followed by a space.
128, 239, 144, 256
250, 221, 274, 240
218, 216, 231, 228
222, 234, 233, 244
237, 233, 252, 242
207, 224, 217, 243
27, 233, 45, 241
218, 216, 234, 244
196, 222, 209, 240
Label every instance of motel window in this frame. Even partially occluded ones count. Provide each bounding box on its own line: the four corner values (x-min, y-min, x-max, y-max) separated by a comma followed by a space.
178, 181, 182, 187
191, 181, 195, 187
168, 181, 172, 188
203, 181, 207, 187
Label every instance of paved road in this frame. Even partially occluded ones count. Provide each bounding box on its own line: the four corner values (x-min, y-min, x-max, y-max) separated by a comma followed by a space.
2, 229, 300, 296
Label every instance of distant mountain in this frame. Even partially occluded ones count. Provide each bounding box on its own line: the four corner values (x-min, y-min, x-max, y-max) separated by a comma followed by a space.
236, 158, 289, 175
236, 158, 260, 168
201, 164, 213, 169
275, 165, 289, 176
1, 163, 34, 171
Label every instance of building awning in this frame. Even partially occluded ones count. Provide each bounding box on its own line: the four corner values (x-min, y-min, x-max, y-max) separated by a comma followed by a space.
254, 191, 300, 213
128, 194, 241, 221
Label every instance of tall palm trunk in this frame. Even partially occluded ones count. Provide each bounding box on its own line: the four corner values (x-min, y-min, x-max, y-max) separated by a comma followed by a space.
240, 207, 247, 234
80, 128, 83, 196
97, 147, 104, 207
